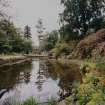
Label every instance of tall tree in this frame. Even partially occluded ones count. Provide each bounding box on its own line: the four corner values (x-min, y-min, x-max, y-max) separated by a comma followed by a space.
24, 25, 31, 39
60, 0, 105, 38
36, 18, 45, 36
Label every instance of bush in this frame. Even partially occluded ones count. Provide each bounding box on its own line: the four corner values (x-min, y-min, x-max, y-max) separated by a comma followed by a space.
52, 41, 70, 58
80, 61, 96, 75
86, 90, 105, 105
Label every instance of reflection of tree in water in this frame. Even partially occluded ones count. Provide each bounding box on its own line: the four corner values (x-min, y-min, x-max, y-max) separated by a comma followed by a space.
46, 61, 82, 99
24, 72, 31, 84
34, 59, 82, 99
35, 60, 48, 92
0, 61, 32, 99
16, 61, 32, 84
17, 71, 31, 84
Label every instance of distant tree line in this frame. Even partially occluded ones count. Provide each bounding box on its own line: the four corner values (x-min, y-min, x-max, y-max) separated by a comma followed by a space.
0, 0, 33, 54
0, 19, 32, 54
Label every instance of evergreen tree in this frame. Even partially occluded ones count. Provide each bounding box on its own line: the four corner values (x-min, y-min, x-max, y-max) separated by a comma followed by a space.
24, 25, 31, 39
0, 19, 32, 54
36, 18, 45, 35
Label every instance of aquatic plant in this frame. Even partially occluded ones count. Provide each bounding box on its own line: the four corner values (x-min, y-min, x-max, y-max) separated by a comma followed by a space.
47, 99, 57, 105
21, 97, 38, 105
4, 97, 57, 105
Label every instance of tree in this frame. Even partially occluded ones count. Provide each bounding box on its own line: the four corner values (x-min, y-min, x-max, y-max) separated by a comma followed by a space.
36, 18, 45, 35
0, 19, 32, 54
59, 24, 79, 41
24, 25, 31, 39
42, 30, 59, 51
60, 0, 105, 38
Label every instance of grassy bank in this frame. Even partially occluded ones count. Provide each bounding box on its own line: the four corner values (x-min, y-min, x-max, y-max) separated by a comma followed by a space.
0, 54, 26, 60
48, 58, 105, 105
60, 58, 105, 105
0, 54, 31, 67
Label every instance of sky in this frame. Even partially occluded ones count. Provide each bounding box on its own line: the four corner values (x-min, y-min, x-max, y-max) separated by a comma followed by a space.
9, 0, 63, 46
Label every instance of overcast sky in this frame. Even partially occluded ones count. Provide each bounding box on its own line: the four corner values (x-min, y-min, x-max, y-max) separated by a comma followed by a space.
9, 0, 63, 46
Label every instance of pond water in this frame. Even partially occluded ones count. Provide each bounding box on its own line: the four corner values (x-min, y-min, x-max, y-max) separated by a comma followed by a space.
0, 58, 82, 104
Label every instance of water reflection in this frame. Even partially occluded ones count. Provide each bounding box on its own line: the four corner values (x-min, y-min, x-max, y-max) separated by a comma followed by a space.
0, 59, 82, 103
43, 61, 82, 99
35, 60, 47, 92
0, 61, 32, 99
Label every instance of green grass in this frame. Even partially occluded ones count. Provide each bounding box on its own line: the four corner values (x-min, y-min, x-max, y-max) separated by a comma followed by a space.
21, 97, 38, 105
47, 99, 57, 105
5, 97, 57, 105
95, 57, 105, 73
80, 60, 96, 75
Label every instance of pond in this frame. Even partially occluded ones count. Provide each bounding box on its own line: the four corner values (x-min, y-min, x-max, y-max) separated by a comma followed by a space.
0, 58, 82, 104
